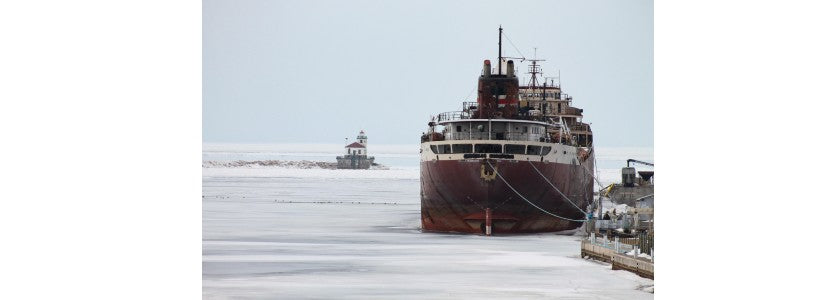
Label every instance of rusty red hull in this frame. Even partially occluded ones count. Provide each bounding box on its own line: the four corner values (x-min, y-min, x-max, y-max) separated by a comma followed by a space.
420, 157, 594, 234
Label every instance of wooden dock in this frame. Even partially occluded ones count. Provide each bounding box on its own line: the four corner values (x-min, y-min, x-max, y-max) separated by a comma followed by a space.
581, 240, 654, 279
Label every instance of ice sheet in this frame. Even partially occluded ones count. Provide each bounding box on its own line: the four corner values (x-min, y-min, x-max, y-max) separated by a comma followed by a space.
203, 165, 654, 299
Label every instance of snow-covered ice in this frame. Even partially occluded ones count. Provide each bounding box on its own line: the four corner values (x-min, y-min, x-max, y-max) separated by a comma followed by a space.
202, 144, 654, 299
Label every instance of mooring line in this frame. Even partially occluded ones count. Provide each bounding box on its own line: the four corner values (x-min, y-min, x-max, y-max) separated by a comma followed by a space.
486, 160, 586, 222
527, 161, 588, 215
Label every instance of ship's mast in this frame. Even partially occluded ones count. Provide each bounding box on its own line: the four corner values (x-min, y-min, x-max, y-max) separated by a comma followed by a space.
526, 48, 546, 88
498, 26, 502, 75
528, 60, 540, 87
525, 48, 547, 117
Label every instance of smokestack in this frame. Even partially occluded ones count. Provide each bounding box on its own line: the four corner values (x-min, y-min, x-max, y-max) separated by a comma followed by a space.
483, 60, 491, 77
506, 60, 515, 77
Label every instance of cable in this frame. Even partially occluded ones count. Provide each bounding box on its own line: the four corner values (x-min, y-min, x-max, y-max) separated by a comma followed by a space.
527, 160, 587, 215
486, 160, 586, 222
577, 149, 613, 195
501, 31, 526, 60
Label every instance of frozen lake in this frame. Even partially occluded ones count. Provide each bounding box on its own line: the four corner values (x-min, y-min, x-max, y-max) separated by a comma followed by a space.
203, 144, 654, 299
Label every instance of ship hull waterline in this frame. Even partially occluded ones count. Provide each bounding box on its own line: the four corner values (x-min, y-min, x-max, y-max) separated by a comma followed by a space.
420, 156, 594, 234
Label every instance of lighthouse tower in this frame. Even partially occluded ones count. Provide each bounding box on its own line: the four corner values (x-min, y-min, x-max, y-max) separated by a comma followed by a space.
357, 130, 367, 150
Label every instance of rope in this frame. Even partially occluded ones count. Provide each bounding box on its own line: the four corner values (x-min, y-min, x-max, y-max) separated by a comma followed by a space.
581, 148, 606, 189
577, 149, 614, 201
527, 161, 587, 215
586, 151, 617, 217
486, 160, 586, 222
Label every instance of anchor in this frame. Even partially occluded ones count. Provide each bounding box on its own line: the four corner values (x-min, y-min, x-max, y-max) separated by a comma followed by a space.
480, 161, 497, 181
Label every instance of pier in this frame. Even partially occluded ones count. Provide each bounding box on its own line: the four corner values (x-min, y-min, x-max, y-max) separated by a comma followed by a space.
581, 233, 654, 279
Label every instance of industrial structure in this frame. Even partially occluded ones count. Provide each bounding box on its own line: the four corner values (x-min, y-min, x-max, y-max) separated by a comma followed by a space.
605, 159, 654, 206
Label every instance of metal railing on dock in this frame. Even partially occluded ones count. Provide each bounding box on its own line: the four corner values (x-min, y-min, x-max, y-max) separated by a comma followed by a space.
586, 232, 653, 256
581, 232, 654, 279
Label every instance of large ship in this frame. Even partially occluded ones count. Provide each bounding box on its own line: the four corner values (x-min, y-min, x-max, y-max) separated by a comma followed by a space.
420, 27, 595, 234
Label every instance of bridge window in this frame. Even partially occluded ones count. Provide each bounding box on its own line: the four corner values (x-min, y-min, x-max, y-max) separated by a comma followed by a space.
474, 144, 502, 154
541, 147, 552, 155
505, 144, 526, 154
452, 144, 472, 154
437, 144, 451, 154
527, 145, 542, 155
456, 125, 462, 132
429, 145, 438, 154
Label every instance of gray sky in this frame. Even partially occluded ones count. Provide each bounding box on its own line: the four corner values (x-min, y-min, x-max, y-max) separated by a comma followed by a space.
203, 0, 653, 147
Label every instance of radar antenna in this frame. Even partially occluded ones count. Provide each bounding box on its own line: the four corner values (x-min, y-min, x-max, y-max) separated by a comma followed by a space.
526, 48, 546, 89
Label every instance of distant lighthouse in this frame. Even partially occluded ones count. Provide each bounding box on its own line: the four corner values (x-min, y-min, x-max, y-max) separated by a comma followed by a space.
336, 130, 375, 169
357, 130, 367, 148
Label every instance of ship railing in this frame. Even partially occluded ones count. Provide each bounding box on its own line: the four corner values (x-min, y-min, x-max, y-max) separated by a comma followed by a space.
518, 93, 563, 101
462, 101, 478, 112
569, 124, 590, 132
436, 111, 471, 122
436, 113, 559, 126
562, 107, 583, 116
443, 132, 550, 142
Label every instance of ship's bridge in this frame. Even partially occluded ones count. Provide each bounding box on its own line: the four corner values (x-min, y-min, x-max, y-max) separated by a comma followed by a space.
437, 118, 550, 142
432, 109, 562, 142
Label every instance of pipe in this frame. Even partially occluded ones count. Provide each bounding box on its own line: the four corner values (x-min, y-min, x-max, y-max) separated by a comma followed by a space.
483, 60, 491, 77
506, 60, 514, 77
